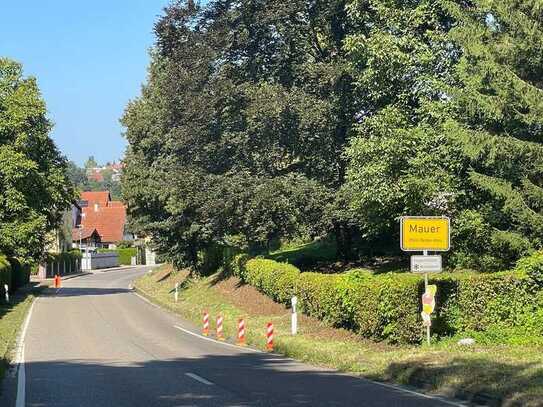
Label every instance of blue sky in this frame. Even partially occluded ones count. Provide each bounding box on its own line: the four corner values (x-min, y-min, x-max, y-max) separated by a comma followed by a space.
0, 0, 172, 165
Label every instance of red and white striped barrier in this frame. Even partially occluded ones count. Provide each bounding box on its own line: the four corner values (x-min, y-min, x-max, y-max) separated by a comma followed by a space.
266, 322, 274, 351
237, 318, 246, 345
203, 311, 210, 336
216, 315, 224, 341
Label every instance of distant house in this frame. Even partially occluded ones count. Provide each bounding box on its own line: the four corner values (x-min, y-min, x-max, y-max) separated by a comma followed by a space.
87, 169, 104, 183
72, 191, 132, 249
86, 162, 123, 183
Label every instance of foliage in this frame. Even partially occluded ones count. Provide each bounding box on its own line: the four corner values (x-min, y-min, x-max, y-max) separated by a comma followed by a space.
121, 0, 356, 271
67, 160, 122, 200
233, 257, 543, 344
0, 58, 75, 262
0, 255, 11, 298
7, 258, 30, 291
98, 247, 137, 265
122, 0, 543, 270
342, 0, 543, 266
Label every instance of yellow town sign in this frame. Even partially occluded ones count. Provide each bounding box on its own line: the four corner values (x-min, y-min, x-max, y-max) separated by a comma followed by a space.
400, 216, 450, 252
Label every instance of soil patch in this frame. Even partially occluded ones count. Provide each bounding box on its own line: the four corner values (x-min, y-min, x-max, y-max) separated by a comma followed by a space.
211, 275, 361, 342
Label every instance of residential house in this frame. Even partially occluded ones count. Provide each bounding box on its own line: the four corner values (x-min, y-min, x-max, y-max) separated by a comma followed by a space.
72, 191, 132, 249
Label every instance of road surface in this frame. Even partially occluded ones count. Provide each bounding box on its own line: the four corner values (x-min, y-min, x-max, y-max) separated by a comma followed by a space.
1, 267, 459, 406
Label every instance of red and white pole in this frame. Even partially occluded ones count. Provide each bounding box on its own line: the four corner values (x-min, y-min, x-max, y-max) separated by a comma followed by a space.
216, 315, 224, 341
266, 322, 274, 351
203, 311, 210, 336
237, 318, 246, 346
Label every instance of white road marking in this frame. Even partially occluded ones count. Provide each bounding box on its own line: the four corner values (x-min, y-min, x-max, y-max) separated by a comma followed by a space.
173, 325, 261, 353
136, 288, 463, 406
359, 379, 466, 407
133, 292, 160, 309
15, 297, 37, 407
185, 372, 214, 386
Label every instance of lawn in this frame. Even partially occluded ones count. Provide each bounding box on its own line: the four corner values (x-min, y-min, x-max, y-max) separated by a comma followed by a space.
135, 265, 543, 406
0, 288, 37, 385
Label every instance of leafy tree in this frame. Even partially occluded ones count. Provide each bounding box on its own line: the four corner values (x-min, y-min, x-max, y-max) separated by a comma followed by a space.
343, 0, 543, 269
84, 156, 98, 170
0, 58, 75, 260
67, 160, 88, 187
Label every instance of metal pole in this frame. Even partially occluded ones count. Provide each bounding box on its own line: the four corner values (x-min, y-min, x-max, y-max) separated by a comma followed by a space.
291, 296, 298, 335
424, 272, 430, 345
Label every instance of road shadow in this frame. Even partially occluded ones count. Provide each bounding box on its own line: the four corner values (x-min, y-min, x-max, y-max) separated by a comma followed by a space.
42, 287, 133, 297
3, 353, 458, 407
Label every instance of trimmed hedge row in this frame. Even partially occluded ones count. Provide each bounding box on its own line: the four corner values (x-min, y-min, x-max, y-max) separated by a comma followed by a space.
98, 248, 137, 265
231, 254, 543, 344
0, 256, 12, 298
0, 255, 32, 297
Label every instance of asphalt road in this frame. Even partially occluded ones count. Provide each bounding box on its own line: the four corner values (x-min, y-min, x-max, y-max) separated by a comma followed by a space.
1, 267, 459, 407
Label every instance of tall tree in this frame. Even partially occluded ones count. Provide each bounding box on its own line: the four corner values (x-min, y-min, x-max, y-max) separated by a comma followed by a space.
343, 0, 543, 269
0, 58, 75, 260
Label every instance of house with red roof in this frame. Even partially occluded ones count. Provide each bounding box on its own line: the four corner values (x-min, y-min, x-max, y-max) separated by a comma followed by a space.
73, 191, 132, 249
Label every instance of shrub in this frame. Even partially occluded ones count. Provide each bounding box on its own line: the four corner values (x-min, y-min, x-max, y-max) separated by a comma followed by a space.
0, 255, 12, 296
8, 258, 31, 290
97, 248, 136, 265
232, 257, 543, 344
515, 251, 543, 288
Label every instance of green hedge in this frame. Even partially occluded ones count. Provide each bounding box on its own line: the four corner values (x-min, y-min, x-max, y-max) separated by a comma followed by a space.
231, 255, 543, 344
97, 248, 137, 265
0, 255, 12, 298
7, 258, 31, 291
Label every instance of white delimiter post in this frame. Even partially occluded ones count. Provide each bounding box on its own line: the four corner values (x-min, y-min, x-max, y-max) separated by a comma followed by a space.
291, 296, 298, 335
423, 250, 430, 345
175, 282, 179, 303
4, 284, 8, 303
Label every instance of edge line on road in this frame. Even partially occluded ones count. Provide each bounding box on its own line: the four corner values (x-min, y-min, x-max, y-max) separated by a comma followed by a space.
185, 373, 214, 386
133, 291, 161, 309
173, 325, 261, 353
15, 296, 37, 407
357, 377, 466, 407
134, 284, 464, 407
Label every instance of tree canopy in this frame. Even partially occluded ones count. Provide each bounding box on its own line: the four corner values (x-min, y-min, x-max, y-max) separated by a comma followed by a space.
0, 58, 75, 260
122, 0, 543, 272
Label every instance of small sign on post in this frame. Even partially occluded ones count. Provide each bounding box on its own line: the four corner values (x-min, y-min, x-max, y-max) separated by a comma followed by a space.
411, 255, 442, 273
401, 216, 450, 345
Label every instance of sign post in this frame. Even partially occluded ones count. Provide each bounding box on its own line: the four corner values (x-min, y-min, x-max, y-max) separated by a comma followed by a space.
291, 296, 298, 335
400, 216, 450, 345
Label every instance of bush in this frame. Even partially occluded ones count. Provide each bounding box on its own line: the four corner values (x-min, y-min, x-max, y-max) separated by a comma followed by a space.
97, 248, 136, 265
8, 258, 31, 291
232, 257, 543, 344
0, 255, 12, 297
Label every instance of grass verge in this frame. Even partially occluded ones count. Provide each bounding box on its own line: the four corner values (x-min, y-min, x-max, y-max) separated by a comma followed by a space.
135, 265, 543, 407
0, 287, 39, 386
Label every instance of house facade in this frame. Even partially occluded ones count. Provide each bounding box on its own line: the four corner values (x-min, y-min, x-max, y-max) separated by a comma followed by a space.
72, 191, 132, 249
